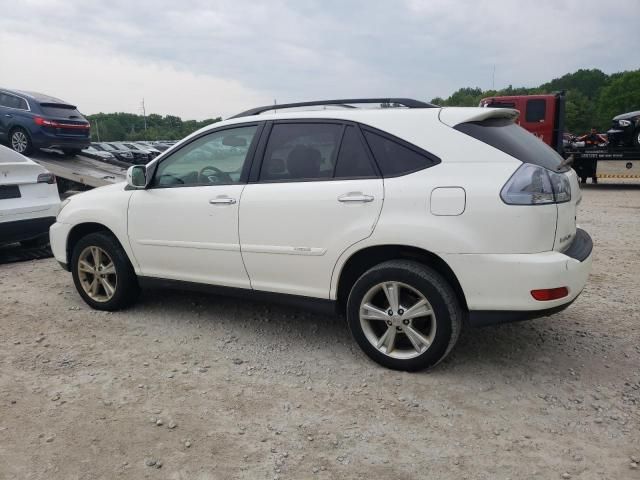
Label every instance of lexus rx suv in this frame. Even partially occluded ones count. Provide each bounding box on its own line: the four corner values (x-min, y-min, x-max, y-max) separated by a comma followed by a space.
0, 89, 91, 156
49, 98, 593, 371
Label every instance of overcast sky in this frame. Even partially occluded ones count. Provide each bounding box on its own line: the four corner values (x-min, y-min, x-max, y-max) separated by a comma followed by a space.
1, 0, 638, 120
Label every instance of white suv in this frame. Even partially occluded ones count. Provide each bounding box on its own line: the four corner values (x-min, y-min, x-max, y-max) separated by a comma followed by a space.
50, 98, 592, 371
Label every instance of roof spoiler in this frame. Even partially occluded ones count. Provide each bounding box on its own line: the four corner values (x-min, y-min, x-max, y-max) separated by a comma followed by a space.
439, 107, 519, 127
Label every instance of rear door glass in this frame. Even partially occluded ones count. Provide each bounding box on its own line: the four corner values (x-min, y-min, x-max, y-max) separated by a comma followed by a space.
334, 126, 377, 178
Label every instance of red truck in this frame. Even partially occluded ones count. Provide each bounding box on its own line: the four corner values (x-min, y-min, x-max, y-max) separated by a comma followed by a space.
479, 92, 639, 183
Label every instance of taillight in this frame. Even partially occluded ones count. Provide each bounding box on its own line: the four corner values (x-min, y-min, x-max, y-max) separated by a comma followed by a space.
34, 116, 54, 127
531, 287, 569, 301
501, 164, 571, 205
34, 117, 90, 129
37, 173, 56, 184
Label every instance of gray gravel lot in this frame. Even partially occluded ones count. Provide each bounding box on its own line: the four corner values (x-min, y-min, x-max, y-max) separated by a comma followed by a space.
1, 182, 639, 479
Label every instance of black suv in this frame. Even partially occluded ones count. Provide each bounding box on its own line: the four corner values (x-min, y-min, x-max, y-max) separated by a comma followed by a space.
0, 89, 91, 156
607, 110, 640, 149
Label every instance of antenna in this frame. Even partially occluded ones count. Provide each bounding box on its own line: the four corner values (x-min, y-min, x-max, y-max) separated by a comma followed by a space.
141, 98, 147, 135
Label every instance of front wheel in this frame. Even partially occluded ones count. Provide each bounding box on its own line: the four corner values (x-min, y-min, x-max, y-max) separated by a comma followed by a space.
346, 260, 462, 371
71, 232, 140, 311
633, 128, 640, 149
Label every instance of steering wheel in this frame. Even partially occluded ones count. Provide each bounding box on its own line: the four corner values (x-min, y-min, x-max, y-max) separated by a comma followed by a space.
198, 165, 233, 184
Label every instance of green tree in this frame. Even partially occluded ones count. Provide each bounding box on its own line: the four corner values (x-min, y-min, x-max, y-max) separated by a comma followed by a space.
595, 70, 640, 129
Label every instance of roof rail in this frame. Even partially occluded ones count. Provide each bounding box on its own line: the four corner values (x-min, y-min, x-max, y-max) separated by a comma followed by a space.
230, 98, 438, 119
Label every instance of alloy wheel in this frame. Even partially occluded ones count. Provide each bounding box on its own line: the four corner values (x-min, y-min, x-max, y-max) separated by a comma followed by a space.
359, 281, 436, 360
11, 131, 28, 153
77, 246, 117, 302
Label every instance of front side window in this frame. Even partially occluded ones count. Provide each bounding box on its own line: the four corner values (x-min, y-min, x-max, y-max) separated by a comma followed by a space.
153, 125, 258, 187
260, 123, 342, 181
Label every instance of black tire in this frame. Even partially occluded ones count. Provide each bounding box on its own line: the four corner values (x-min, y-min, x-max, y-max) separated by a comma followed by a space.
62, 148, 82, 156
20, 233, 50, 249
633, 128, 640, 149
71, 232, 140, 311
346, 260, 462, 371
9, 127, 34, 155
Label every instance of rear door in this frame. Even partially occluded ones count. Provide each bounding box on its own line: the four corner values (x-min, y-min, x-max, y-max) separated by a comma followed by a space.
239, 121, 384, 298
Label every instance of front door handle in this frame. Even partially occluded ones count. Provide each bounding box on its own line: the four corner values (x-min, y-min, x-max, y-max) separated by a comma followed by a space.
209, 197, 237, 205
338, 192, 374, 203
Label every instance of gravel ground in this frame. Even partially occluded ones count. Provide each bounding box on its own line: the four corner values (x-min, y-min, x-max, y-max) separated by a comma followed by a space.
1, 182, 639, 480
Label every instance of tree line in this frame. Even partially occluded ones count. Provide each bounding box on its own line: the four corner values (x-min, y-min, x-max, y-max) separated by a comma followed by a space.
87, 112, 221, 142
87, 68, 639, 141
430, 68, 640, 134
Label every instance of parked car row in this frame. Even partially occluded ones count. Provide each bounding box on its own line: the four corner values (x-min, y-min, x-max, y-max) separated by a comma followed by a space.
82, 141, 177, 164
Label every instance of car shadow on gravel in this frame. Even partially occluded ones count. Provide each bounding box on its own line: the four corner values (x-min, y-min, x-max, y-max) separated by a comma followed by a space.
135, 287, 574, 376
0, 242, 53, 265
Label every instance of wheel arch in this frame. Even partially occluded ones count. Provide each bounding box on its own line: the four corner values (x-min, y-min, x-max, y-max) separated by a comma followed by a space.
66, 222, 130, 267
335, 244, 468, 313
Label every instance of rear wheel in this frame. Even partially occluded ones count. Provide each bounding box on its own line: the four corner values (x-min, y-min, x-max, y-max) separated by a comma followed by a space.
346, 260, 462, 371
10, 128, 33, 155
71, 232, 140, 311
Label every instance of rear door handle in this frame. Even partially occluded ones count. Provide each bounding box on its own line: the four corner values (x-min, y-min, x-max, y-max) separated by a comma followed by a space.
338, 192, 374, 203
209, 197, 236, 205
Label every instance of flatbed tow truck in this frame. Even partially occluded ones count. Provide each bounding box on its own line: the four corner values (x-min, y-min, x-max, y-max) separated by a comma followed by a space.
30, 149, 126, 191
479, 92, 640, 183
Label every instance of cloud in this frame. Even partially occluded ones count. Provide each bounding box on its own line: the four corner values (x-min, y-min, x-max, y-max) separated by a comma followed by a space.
0, 0, 638, 118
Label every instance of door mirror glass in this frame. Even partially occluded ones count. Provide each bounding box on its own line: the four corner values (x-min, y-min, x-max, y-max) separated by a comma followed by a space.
127, 165, 147, 188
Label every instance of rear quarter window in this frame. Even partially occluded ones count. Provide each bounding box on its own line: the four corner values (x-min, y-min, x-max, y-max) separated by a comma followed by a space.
455, 118, 566, 171
362, 128, 440, 177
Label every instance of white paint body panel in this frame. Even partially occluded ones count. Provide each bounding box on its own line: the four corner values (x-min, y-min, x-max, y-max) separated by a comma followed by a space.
127, 185, 250, 288
0, 146, 60, 225
239, 179, 383, 298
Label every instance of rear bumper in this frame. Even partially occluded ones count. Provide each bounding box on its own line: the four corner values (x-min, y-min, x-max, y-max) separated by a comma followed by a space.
0, 216, 56, 245
31, 128, 90, 150
443, 228, 593, 325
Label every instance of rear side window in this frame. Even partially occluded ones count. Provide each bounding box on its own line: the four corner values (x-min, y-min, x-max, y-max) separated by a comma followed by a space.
334, 126, 376, 178
455, 118, 566, 171
0, 93, 28, 110
260, 123, 342, 181
362, 129, 439, 177
525, 99, 546, 122
39, 103, 83, 119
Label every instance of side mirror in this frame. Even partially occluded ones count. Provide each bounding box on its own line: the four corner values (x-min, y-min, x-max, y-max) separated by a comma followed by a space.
126, 165, 147, 189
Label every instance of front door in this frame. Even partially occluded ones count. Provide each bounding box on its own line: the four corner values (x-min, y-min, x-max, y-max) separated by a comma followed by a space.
128, 124, 261, 288
239, 121, 384, 298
